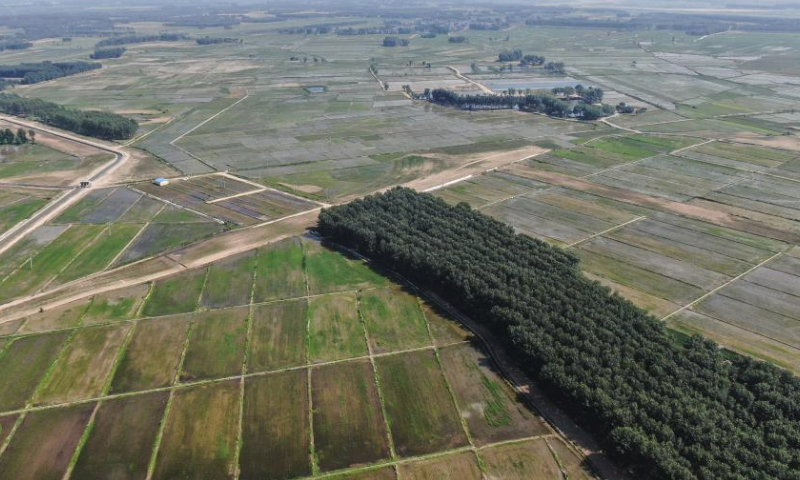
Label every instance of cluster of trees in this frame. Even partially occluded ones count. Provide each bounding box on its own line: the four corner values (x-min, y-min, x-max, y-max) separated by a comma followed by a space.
551, 84, 604, 103
166, 16, 240, 28
382, 36, 410, 47
0, 37, 32, 52
448, 36, 468, 43
498, 49, 546, 65
90, 47, 125, 59
0, 94, 138, 140
95, 33, 188, 48
196, 37, 241, 45
544, 61, 565, 74
0, 61, 101, 85
0, 128, 34, 145
427, 88, 613, 120
317, 187, 800, 480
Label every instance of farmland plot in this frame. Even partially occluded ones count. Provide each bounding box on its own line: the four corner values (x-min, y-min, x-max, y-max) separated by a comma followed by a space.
252, 238, 306, 302
0, 331, 68, 411
55, 223, 143, 283
439, 343, 549, 445
180, 307, 248, 381
360, 288, 431, 354
323, 467, 397, 480
376, 350, 468, 457
308, 293, 368, 363
0, 403, 94, 480
110, 315, 190, 393
71, 392, 169, 480
240, 371, 311, 480
141, 267, 206, 317
311, 361, 391, 471
35, 323, 131, 405
114, 221, 224, 266
81, 283, 149, 325
153, 381, 240, 480
201, 250, 256, 308
479, 438, 564, 480
16, 298, 91, 334
304, 239, 386, 294
421, 301, 474, 346
248, 299, 307, 372
398, 451, 483, 480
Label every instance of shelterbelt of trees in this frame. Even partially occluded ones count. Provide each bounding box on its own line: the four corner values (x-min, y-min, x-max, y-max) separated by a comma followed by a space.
90, 47, 126, 59
317, 188, 800, 480
428, 88, 614, 120
0, 61, 100, 86
0, 94, 138, 140
95, 33, 188, 48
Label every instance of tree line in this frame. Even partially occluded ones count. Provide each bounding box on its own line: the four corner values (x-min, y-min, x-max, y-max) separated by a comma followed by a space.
317, 187, 800, 480
0, 37, 32, 52
0, 94, 138, 140
90, 47, 125, 59
0, 127, 34, 145
0, 61, 100, 85
383, 36, 410, 47
426, 88, 613, 120
196, 37, 241, 45
95, 33, 188, 48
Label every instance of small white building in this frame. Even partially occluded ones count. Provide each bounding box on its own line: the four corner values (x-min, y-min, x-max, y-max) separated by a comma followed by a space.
153, 177, 170, 186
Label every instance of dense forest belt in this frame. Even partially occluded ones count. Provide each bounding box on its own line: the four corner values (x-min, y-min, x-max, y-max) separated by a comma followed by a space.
0, 94, 137, 140
317, 187, 800, 480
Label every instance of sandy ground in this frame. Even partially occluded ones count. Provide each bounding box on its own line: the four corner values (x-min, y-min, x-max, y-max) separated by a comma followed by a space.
733, 134, 800, 152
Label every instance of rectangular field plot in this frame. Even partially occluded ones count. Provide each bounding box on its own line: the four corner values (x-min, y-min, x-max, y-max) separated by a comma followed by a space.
110, 315, 190, 393
153, 381, 240, 480
252, 238, 306, 302
248, 299, 307, 373
69, 188, 144, 224
435, 172, 547, 208
311, 360, 390, 471
180, 307, 248, 381
399, 451, 483, 480
0, 402, 94, 480
55, 223, 143, 284
376, 350, 468, 457
694, 295, 800, 348
35, 323, 131, 405
0, 331, 68, 411
361, 288, 431, 354
114, 222, 224, 266
479, 438, 564, 480
439, 343, 548, 445
304, 239, 386, 295
81, 284, 149, 325
240, 371, 311, 480
141, 267, 206, 317
201, 250, 256, 308
549, 438, 595, 480
423, 301, 474, 346
72, 392, 169, 480
323, 467, 397, 480
0, 224, 103, 302
308, 293, 368, 363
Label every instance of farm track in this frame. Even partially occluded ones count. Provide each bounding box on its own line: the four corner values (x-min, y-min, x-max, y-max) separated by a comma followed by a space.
0, 116, 131, 258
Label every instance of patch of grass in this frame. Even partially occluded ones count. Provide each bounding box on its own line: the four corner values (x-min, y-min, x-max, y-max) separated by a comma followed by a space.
305, 240, 386, 295
82, 284, 149, 325
141, 268, 206, 317
308, 293, 368, 363
152, 381, 240, 480
360, 288, 431, 354
252, 238, 306, 302
311, 360, 391, 471
0, 332, 69, 411
180, 307, 247, 382
375, 350, 468, 457
71, 392, 169, 480
240, 371, 311, 480
479, 438, 564, 480
110, 315, 190, 393
399, 451, 483, 480
35, 323, 131, 405
201, 250, 256, 308
248, 299, 308, 373
56, 224, 142, 283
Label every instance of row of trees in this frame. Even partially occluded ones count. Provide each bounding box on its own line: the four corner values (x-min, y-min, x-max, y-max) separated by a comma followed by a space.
0, 61, 100, 85
95, 33, 187, 48
196, 36, 241, 45
448, 36, 468, 43
317, 187, 800, 480
0, 37, 32, 52
551, 84, 604, 103
0, 128, 34, 145
427, 88, 613, 120
0, 94, 138, 140
90, 47, 125, 59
